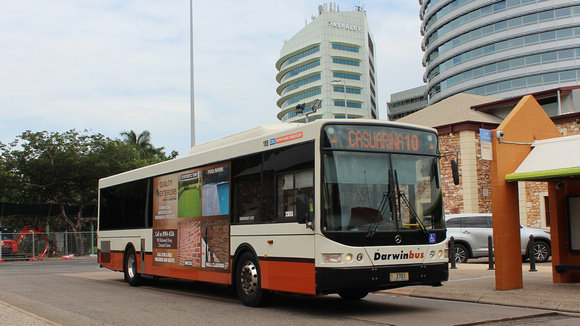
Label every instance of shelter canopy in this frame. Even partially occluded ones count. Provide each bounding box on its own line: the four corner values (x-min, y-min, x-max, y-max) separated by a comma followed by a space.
506, 134, 580, 181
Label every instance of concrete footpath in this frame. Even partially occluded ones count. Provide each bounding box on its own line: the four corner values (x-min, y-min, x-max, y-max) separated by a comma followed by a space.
0, 300, 53, 326
382, 260, 580, 314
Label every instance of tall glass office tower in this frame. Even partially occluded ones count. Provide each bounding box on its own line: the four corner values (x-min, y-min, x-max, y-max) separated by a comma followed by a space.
276, 3, 377, 122
421, 0, 580, 104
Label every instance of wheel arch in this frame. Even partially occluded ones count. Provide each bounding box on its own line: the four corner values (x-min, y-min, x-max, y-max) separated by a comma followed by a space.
124, 242, 136, 257
231, 243, 259, 285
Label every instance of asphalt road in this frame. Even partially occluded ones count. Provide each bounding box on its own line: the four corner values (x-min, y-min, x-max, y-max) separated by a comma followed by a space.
0, 258, 571, 326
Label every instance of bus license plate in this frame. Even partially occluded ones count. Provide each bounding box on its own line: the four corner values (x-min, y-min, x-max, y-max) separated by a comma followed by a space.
390, 272, 409, 282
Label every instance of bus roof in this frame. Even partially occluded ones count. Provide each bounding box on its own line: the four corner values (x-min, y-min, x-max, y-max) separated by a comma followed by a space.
187, 123, 301, 156
99, 119, 436, 188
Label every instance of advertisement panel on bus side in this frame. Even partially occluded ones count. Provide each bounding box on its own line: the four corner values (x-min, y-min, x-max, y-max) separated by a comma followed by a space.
152, 162, 231, 273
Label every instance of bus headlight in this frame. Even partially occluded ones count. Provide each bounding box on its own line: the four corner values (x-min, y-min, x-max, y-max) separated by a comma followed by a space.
345, 253, 353, 262
438, 250, 443, 258
323, 254, 341, 263
357, 253, 364, 262
430, 250, 435, 258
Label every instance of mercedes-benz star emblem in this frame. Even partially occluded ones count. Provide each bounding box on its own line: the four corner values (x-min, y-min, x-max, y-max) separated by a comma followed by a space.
395, 235, 402, 244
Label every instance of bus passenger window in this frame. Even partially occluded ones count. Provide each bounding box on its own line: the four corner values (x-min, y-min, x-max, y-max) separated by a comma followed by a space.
234, 176, 260, 224
262, 168, 276, 222
277, 170, 314, 221
232, 154, 262, 224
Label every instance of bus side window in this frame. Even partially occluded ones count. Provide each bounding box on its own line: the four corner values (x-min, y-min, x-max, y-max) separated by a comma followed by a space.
262, 166, 276, 222
277, 170, 314, 221
234, 176, 260, 224
99, 178, 152, 230
232, 154, 262, 224
232, 141, 315, 224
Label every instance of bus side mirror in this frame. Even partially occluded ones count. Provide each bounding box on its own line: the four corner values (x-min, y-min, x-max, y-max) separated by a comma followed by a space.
451, 159, 460, 185
296, 194, 314, 229
431, 159, 439, 188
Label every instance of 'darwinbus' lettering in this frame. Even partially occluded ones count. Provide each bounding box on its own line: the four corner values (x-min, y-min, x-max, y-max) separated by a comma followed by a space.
373, 250, 425, 261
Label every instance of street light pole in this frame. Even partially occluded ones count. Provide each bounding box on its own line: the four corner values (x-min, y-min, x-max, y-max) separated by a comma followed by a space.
332, 79, 348, 119
190, 0, 196, 147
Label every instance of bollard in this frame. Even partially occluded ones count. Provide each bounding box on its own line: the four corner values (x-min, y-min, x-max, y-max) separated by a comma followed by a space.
449, 236, 457, 269
31, 230, 35, 261
487, 235, 494, 270
529, 235, 537, 272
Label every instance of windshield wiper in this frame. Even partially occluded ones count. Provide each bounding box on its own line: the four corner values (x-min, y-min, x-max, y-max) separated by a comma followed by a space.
366, 168, 398, 239
398, 190, 430, 239
393, 169, 429, 240
365, 190, 392, 239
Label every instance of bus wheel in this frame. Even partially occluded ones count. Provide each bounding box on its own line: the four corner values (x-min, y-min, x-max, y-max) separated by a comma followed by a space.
235, 252, 271, 307
338, 290, 368, 300
124, 247, 142, 286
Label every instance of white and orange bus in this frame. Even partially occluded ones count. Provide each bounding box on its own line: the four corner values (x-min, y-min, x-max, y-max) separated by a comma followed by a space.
98, 119, 449, 306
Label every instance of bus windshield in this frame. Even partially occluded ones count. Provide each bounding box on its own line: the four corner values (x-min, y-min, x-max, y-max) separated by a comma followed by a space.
322, 151, 444, 233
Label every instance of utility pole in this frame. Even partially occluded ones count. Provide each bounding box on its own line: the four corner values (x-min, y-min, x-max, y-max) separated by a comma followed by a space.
190, 0, 196, 147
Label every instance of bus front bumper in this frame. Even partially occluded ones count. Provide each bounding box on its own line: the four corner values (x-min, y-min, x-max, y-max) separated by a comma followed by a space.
315, 262, 448, 295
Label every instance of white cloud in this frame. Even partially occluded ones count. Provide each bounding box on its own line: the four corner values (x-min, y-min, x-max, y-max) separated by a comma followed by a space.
0, 0, 425, 157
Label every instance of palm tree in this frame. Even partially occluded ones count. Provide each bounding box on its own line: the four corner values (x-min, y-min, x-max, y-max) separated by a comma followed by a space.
120, 130, 177, 162
120, 130, 155, 158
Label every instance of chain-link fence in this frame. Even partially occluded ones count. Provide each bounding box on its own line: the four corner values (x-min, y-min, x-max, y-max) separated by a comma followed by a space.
0, 231, 97, 261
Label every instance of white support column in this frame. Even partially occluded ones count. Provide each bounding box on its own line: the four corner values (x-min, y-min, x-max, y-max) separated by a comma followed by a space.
460, 130, 479, 213
518, 181, 527, 225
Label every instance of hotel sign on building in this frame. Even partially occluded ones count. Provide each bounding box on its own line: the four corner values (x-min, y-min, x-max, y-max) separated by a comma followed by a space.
328, 21, 361, 32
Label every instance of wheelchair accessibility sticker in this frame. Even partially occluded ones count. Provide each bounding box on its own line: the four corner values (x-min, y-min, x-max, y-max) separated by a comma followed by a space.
429, 233, 436, 244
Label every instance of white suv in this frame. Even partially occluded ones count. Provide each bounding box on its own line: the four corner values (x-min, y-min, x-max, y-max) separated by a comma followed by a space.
446, 213, 551, 263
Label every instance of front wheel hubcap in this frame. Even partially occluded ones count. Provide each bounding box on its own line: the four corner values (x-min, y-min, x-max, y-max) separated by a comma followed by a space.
127, 255, 136, 278
240, 261, 258, 296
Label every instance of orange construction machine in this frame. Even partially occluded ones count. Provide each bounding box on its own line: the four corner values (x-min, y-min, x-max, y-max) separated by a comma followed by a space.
1, 226, 52, 255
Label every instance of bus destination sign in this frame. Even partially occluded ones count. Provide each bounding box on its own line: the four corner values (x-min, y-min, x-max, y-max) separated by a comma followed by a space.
323, 125, 437, 154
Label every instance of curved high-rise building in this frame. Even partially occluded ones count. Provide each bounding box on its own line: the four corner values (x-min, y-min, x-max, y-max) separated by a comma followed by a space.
276, 3, 377, 122
421, 0, 580, 104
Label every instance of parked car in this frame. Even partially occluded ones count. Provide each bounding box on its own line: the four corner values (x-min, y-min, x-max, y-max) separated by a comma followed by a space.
447, 213, 551, 263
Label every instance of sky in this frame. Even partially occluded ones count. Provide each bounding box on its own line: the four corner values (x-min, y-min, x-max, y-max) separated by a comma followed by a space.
0, 0, 425, 157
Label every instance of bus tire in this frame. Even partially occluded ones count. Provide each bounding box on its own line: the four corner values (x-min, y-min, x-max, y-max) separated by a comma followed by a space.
235, 252, 271, 307
338, 290, 368, 301
124, 247, 142, 286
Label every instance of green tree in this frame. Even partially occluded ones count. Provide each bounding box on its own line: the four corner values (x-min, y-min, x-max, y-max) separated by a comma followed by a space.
0, 161, 26, 202
0, 130, 145, 255
120, 130, 178, 163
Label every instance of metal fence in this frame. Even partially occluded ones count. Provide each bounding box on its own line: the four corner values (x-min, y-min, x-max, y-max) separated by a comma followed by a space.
0, 231, 97, 261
